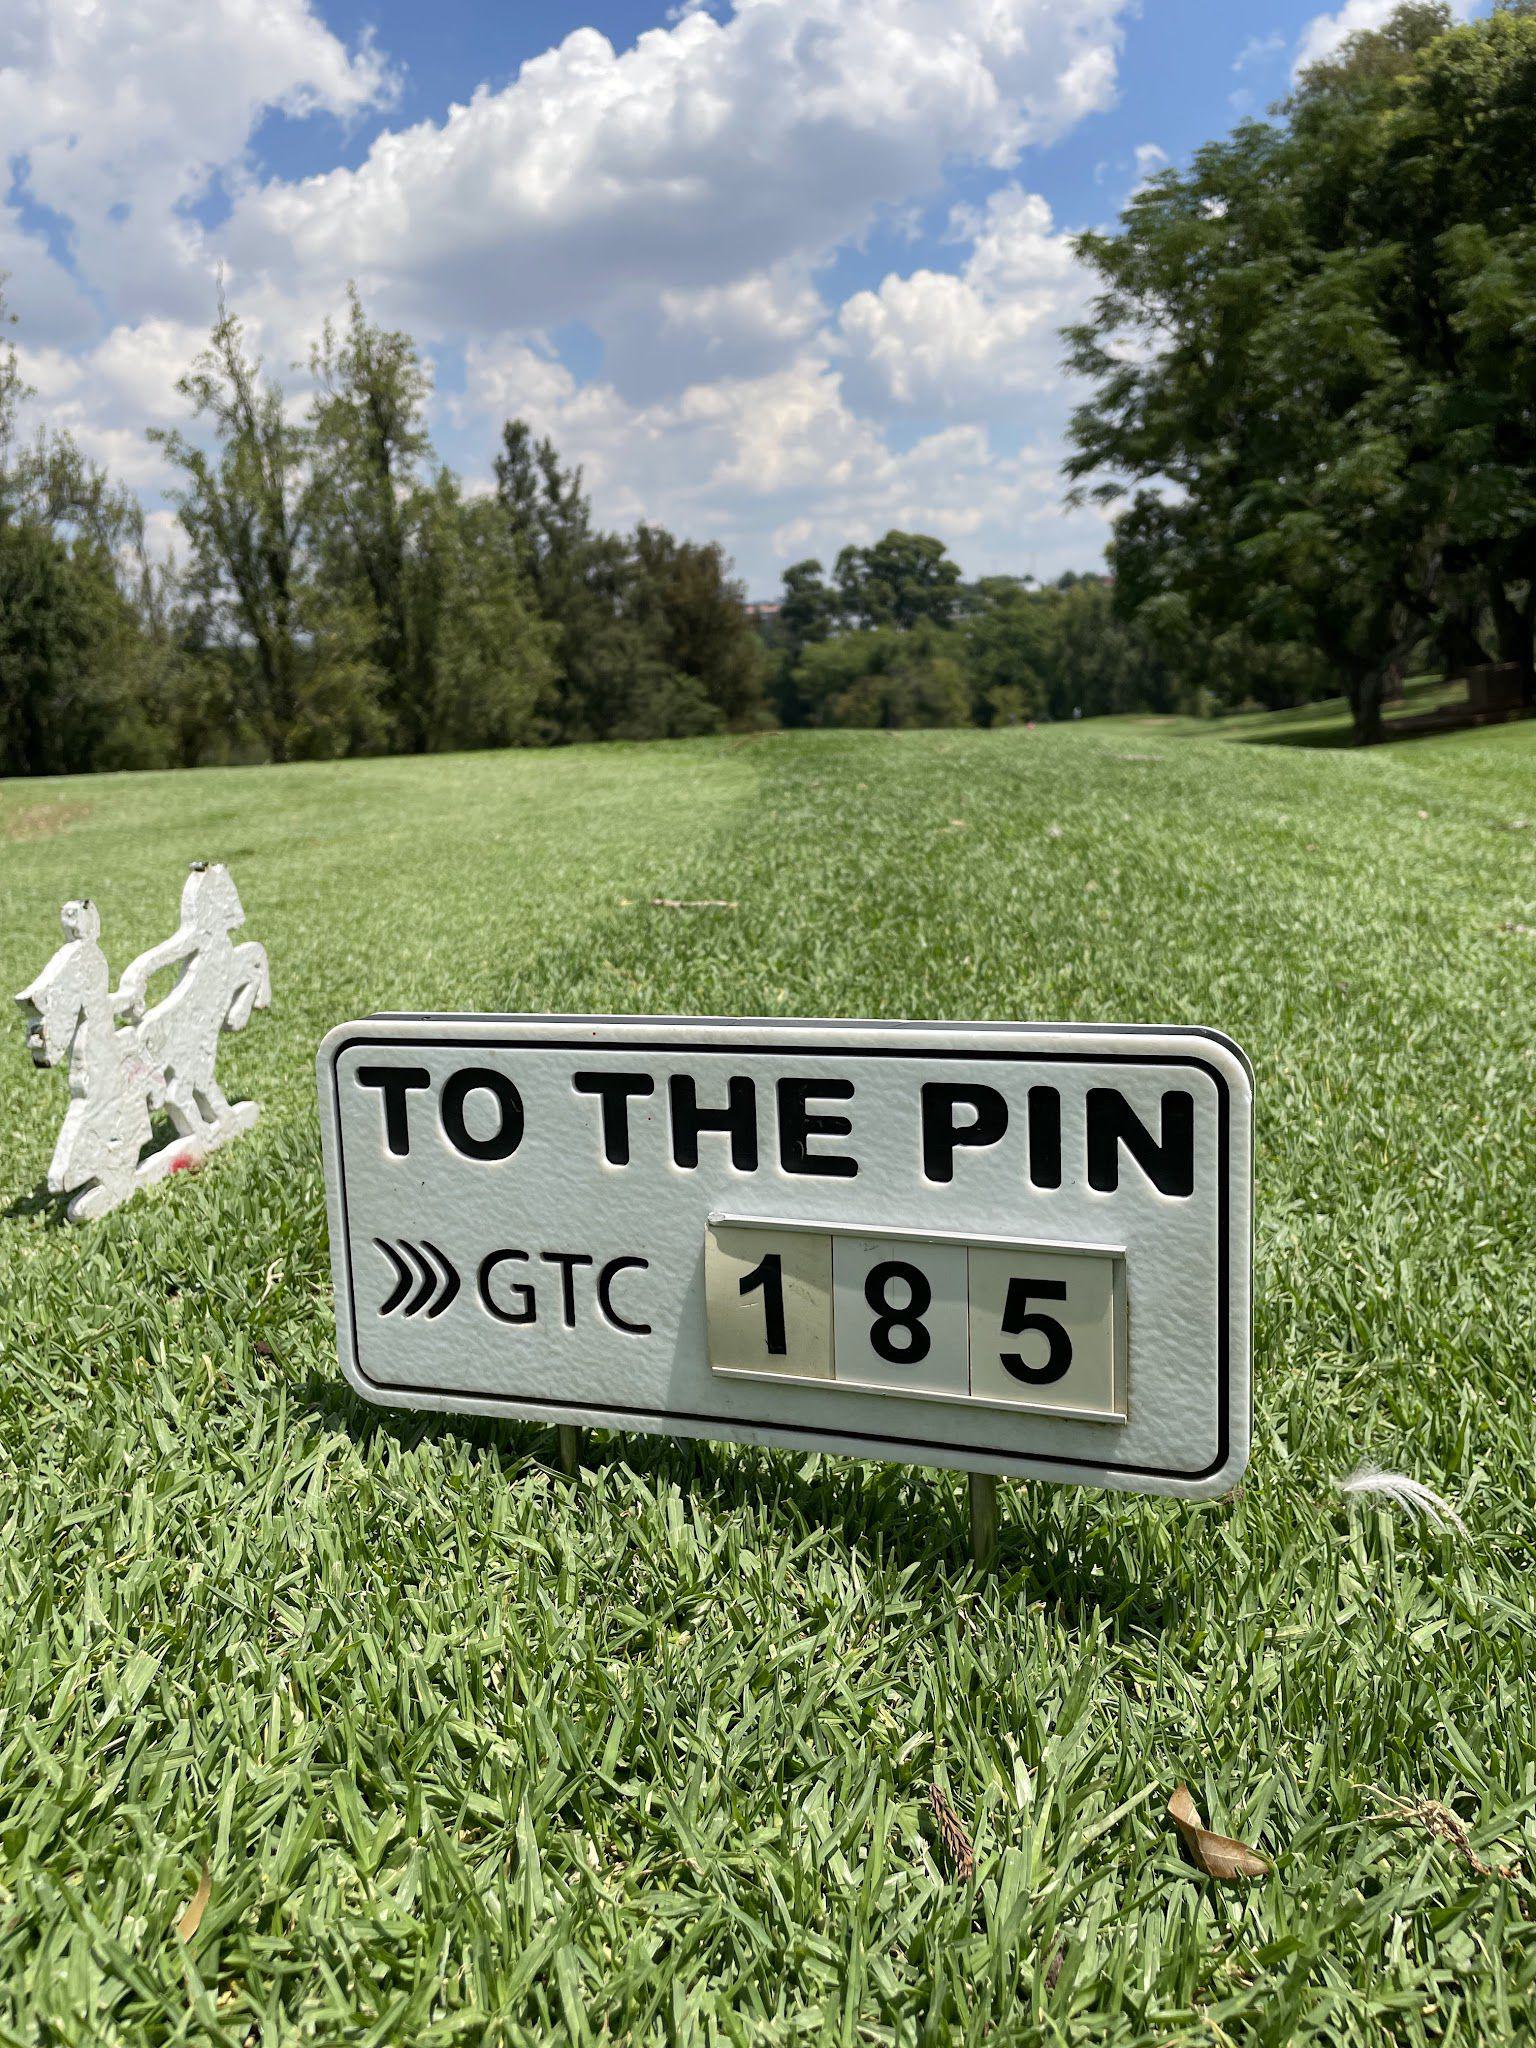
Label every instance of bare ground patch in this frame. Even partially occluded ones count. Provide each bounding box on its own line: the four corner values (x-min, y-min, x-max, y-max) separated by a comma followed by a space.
4, 801, 91, 842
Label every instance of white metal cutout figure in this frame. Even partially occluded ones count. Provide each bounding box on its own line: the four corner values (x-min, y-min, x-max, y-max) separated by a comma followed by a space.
115, 862, 271, 1150
14, 863, 271, 1220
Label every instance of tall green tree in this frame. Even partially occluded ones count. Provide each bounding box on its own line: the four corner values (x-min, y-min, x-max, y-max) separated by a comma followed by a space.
308, 288, 433, 749
778, 560, 836, 654
1066, 2, 1536, 740
1046, 574, 1179, 718
1308, 1, 1536, 700
0, 289, 172, 774
308, 294, 556, 754
767, 558, 837, 724
960, 577, 1053, 724
496, 420, 765, 740
408, 475, 556, 751
630, 524, 767, 730
833, 531, 962, 632
793, 620, 971, 730
494, 421, 626, 741
152, 296, 376, 761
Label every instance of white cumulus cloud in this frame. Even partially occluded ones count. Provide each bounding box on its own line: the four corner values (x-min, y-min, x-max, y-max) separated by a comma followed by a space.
836, 188, 1092, 420
222, 0, 1126, 338
0, 0, 392, 332
1, 0, 1134, 595
458, 322, 1110, 592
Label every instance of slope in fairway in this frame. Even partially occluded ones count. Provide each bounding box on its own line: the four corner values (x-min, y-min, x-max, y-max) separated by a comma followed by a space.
1, 721, 1533, 2042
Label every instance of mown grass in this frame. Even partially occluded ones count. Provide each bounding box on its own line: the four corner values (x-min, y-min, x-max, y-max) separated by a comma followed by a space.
1, 718, 1533, 2045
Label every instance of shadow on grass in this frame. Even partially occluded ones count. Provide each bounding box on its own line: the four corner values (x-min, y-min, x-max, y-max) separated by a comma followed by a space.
2, 1117, 202, 1228
3, 1179, 71, 1225
298, 1363, 1188, 1638
1166, 675, 1531, 752
1235, 724, 1363, 750
1239, 708, 1531, 751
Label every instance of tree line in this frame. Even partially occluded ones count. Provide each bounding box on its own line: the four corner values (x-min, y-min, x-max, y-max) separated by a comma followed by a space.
0, 288, 771, 776
0, 265, 1171, 776
760, 536, 1176, 729
4, 0, 1530, 773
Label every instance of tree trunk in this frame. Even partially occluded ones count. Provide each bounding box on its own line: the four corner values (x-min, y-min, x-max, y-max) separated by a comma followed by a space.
1350, 665, 1386, 745
1485, 571, 1535, 709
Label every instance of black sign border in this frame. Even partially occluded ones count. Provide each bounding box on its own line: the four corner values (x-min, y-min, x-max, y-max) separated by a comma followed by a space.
328, 1028, 1240, 1483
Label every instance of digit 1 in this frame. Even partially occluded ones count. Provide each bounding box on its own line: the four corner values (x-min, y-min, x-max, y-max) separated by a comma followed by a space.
740, 1252, 787, 1356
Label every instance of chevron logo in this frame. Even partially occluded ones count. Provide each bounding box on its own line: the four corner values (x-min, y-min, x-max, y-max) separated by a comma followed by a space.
374, 1238, 460, 1319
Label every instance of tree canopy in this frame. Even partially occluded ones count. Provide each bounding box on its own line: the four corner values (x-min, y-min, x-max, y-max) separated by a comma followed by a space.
1065, 1, 1536, 741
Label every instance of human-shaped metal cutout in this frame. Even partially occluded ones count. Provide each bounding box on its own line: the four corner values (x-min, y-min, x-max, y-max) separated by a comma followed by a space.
115, 862, 271, 1149
14, 863, 271, 1220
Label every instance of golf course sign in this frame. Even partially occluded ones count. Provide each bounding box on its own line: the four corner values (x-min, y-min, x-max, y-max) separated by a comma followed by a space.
318, 1015, 1252, 1497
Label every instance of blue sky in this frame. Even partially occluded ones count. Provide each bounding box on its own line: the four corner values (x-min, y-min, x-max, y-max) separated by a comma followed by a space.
0, 0, 1476, 593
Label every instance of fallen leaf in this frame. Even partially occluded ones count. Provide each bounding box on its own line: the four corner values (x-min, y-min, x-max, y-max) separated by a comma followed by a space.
176, 1866, 212, 1942
650, 897, 738, 911
1167, 1785, 1270, 1880
928, 1782, 975, 1881
1369, 1791, 1521, 1881
253, 1339, 273, 1360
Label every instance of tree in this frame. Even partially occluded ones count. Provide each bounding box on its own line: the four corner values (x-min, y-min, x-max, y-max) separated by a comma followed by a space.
1323, 2, 1536, 701
779, 559, 836, 653
0, 287, 174, 774
1066, 2, 1536, 739
960, 578, 1053, 724
152, 295, 374, 761
308, 294, 556, 754
833, 531, 963, 632
494, 420, 628, 741
793, 621, 971, 729
1046, 575, 1178, 718
409, 475, 556, 751
630, 524, 767, 730
765, 558, 837, 724
496, 419, 767, 741
308, 288, 434, 749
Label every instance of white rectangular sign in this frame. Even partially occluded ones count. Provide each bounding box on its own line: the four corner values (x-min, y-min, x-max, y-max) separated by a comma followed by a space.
317, 1016, 1252, 1497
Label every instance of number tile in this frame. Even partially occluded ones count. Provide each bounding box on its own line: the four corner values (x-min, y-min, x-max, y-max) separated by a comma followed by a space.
831, 1233, 969, 1397
705, 1225, 834, 1378
967, 1245, 1123, 1417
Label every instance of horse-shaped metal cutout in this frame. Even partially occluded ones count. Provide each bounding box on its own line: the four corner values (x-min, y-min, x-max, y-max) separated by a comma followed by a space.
14, 864, 271, 1220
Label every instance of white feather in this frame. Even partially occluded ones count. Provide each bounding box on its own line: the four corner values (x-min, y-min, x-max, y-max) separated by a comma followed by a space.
1338, 1465, 1468, 1536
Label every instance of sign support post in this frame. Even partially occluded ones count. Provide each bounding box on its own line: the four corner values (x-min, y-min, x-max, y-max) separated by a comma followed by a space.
558, 1424, 582, 1476
968, 1472, 999, 1568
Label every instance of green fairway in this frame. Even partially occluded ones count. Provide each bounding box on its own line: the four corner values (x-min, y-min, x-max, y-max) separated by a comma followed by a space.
2, 720, 1533, 2044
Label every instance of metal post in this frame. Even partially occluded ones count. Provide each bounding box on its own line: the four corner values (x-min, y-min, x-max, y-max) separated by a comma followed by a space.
969, 1472, 999, 1569
558, 1425, 582, 1477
